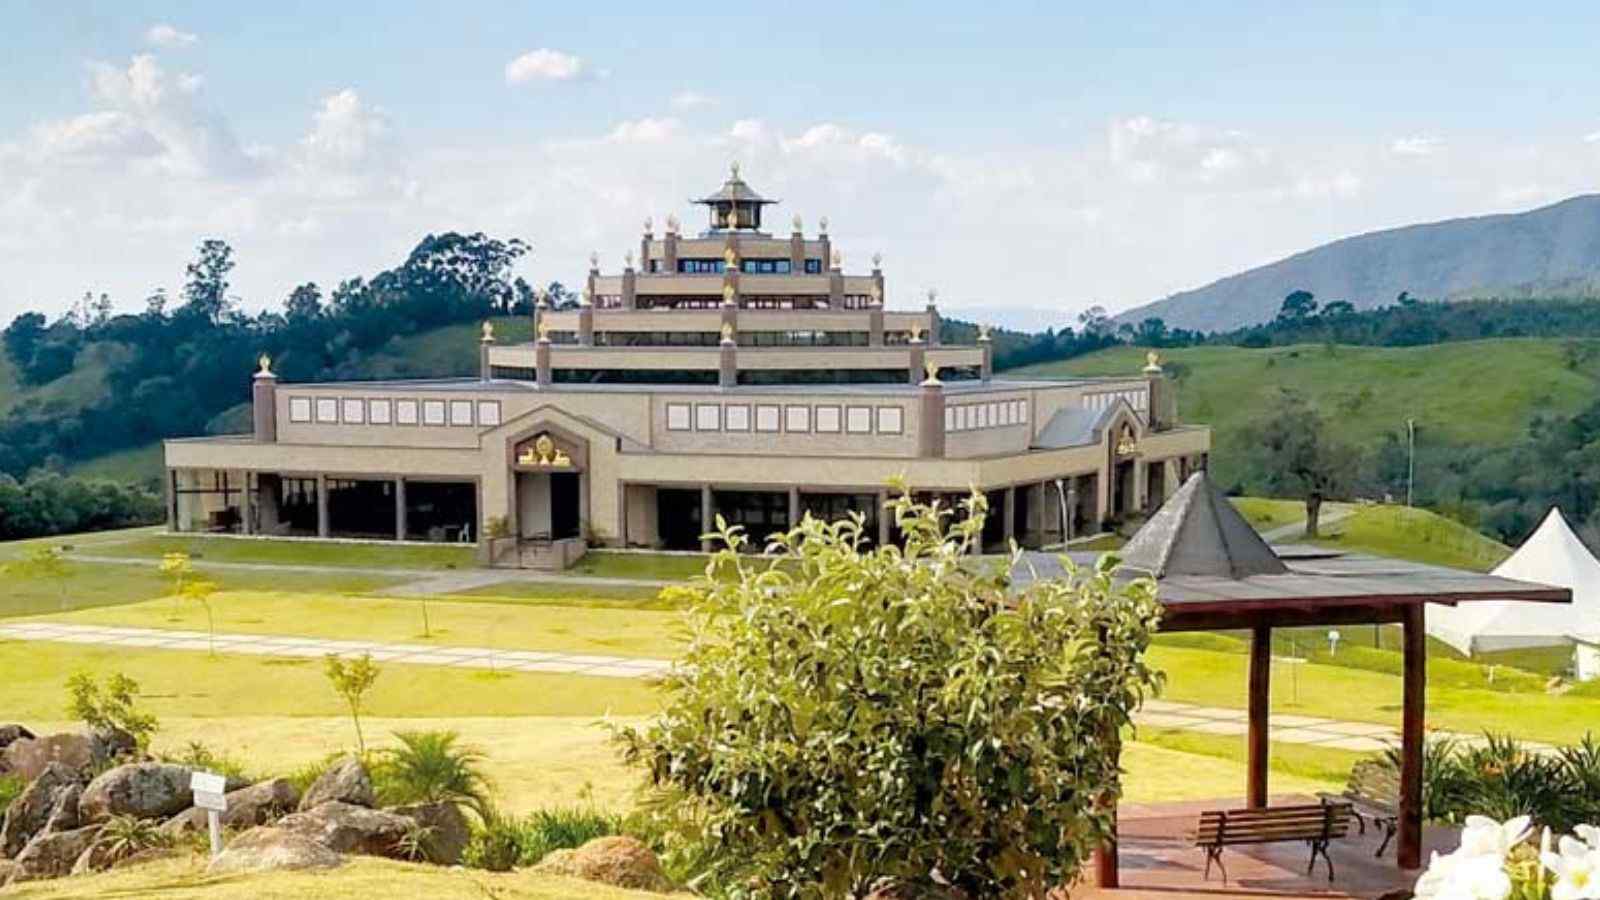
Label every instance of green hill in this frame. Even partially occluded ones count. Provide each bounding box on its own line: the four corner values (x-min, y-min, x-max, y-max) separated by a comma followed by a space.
1010, 339, 1600, 491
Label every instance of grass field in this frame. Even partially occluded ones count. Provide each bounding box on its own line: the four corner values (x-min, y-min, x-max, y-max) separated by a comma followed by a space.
89, 534, 480, 570
1229, 497, 1306, 531
1314, 503, 1511, 571
67, 442, 165, 486
0, 562, 402, 620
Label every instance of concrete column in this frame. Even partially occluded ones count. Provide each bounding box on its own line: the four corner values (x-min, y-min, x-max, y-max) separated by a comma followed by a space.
1095, 467, 1112, 528
869, 307, 884, 346
700, 484, 714, 553
788, 487, 800, 529
980, 341, 993, 382
719, 331, 737, 388
395, 477, 407, 541
877, 490, 891, 547
789, 231, 805, 271
166, 469, 179, 532
1134, 460, 1149, 514
918, 379, 945, 459
621, 267, 636, 310
535, 339, 552, 387
640, 234, 651, 274
663, 231, 678, 273
1066, 478, 1079, 542
239, 471, 254, 535
908, 345, 926, 386
479, 327, 495, 381
252, 364, 278, 443
926, 304, 942, 346
316, 474, 330, 538
818, 235, 831, 277
578, 306, 594, 346
720, 304, 738, 339
1002, 485, 1016, 546
828, 268, 844, 308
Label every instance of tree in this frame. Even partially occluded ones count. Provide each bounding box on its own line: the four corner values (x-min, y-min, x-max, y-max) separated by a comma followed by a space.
284, 282, 324, 324
1239, 389, 1362, 537
616, 484, 1164, 896
1277, 289, 1318, 322
5, 545, 72, 611
1077, 304, 1113, 338
66, 672, 158, 750
159, 552, 193, 621
379, 730, 491, 818
182, 579, 221, 655
182, 239, 236, 324
325, 653, 382, 755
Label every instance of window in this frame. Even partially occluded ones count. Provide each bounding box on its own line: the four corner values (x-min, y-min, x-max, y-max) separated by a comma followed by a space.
342, 398, 365, 424
976, 405, 989, 428
998, 402, 1012, 426
846, 406, 872, 434
1015, 400, 1028, 423
449, 400, 474, 426
944, 407, 956, 430
695, 403, 721, 431
422, 400, 447, 426
368, 399, 392, 425
677, 259, 725, 274
725, 404, 750, 431
666, 403, 691, 431
289, 397, 312, 423
785, 405, 810, 433
741, 259, 792, 274
396, 399, 419, 425
315, 398, 338, 423
816, 405, 841, 433
803, 259, 823, 274
477, 401, 501, 427
877, 406, 903, 434
755, 404, 781, 432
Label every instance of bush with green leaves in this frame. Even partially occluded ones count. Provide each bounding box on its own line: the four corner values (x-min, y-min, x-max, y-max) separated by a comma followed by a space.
372, 730, 492, 819
0, 774, 24, 811
164, 740, 252, 786
95, 814, 172, 865
616, 485, 1165, 897
462, 809, 524, 872
459, 804, 625, 871
66, 671, 157, 750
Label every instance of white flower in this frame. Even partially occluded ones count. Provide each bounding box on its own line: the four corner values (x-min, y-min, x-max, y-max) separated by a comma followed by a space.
1459, 815, 1534, 860
1544, 836, 1600, 900
1575, 825, 1600, 852
1416, 851, 1514, 900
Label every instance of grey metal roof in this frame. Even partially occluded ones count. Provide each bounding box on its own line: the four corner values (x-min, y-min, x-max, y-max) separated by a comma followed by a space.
1032, 405, 1118, 450
693, 176, 776, 205
1120, 472, 1289, 578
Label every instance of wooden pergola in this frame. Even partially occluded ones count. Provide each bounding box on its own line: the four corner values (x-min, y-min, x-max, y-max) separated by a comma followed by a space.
1022, 473, 1571, 885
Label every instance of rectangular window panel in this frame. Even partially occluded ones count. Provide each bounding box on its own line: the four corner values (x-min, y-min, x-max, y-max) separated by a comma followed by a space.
877, 406, 904, 434
756, 404, 781, 432
785, 405, 810, 433
944, 407, 956, 430
666, 403, 691, 431
368, 399, 392, 425
342, 398, 365, 424
846, 405, 872, 434
289, 397, 312, 423
396, 399, 419, 425
422, 400, 447, 426
725, 404, 750, 431
695, 403, 721, 431
955, 406, 968, 431
477, 401, 501, 427
449, 400, 474, 426
816, 405, 841, 433
315, 398, 338, 423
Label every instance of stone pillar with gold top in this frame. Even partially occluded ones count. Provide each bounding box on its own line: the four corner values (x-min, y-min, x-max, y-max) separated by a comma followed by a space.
907, 326, 926, 386
918, 360, 946, 458
640, 218, 652, 277
719, 322, 737, 388
621, 251, 637, 310
479, 320, 495, 381
925, 289, 942, 347
577, 291, 594, 346
663, 214, 680, 273
252, 354, 278, 443
817, 216, 831, 285
828, 249, 844, 307
535, 323, 552, 388
789, 215, 805, 271
978, 324, 993, 382
868, 282, 885, 346
586, 252, 600, 309
1143, 351, 1171, 431
721, 284, 738, 338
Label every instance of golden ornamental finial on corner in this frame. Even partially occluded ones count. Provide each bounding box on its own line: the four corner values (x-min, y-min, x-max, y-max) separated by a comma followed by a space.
730, 160, 741, 180
722, 284, 736, 306
720, 322, 735, 343
921, 359, 942, 386
978, 324, 992, 342
537, 321, 551, 342
1143, 351, 1163, 374
256, 353, 273, 376
480, 321, 495, 343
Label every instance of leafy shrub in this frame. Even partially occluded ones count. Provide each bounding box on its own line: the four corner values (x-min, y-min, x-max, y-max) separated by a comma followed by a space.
164, 740, 252, 785
459, 804, 625, 871
616, 485, 1165, 897
462, 809, 523, 872
0, 774, 24, 811
96, 814, 171, 864
1381, 732, 1600, 832
371, 730, 491, 818
66, 671, 157, 750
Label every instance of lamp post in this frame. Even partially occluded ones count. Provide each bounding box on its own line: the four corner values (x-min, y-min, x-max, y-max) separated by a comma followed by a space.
1406, 417, 1416, 508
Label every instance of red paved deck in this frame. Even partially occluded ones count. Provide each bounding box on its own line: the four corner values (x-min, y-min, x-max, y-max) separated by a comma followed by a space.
1074, 797, 1457, 900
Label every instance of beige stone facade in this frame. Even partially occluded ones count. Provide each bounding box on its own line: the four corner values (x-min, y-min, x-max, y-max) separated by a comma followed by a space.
162, 167, 1210, 566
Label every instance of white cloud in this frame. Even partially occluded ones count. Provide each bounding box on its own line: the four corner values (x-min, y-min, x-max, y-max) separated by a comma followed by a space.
504, 49, 591, 84
606, 117, 679, 143
1391, 135, 1443, 156
727, 119, 768, 143
1583, 130, 1600, 144
669, 90, 715, 111
144, 24, 197, 48
300, 89, 390, 167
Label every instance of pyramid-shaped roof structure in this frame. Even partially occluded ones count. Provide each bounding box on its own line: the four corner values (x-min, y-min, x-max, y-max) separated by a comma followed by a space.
1120, 471, 1289, 579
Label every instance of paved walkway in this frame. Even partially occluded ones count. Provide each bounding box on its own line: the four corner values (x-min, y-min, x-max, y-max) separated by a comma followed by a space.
0, 621, 671, 680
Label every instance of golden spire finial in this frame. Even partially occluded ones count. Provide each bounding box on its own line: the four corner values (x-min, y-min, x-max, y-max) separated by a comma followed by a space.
480, 320, 495, 343
978, 324, 992, 343
830, 249, 842, 269
589, 251, 599, 270
643, 216, 653, 234
819, 215, 829, 235
1143, 351, 1163, 375
538, 321, 551, 342
720, 322, 735, 343
926, 287, 938, 307
724, 207, 738, 229
536, 288, 550, 308
730, 160, 741, 180
256, 353, 273, 376
792, 213, 803, 233
908, 324, 923, 344
724, 247, 737, 269
921, 359, 941, 386
872, 251, 883, 269
722, 284, 736, 306
666, 213, 680, 234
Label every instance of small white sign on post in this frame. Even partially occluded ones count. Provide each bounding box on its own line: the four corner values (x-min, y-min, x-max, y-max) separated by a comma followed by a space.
190, 771, 228, 857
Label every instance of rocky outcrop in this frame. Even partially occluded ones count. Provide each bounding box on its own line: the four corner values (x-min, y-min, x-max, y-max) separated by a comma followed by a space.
532, 835, 675, 893
0, 725, 34, 755
70, 844, 176, 877
1, 733, 96, 783
78, 762, 193, 823
5, 825, 101, 884
40, 783, 82, 835
298, 757, 373, 811
276, 801, 411, 858
161, 777, 299, 837
390, 801, 469, 865
1, 763, 80, 858
207, 826, 342, 875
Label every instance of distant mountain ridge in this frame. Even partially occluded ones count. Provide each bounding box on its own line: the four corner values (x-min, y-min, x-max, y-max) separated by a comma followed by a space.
1119, 194, 1600, 332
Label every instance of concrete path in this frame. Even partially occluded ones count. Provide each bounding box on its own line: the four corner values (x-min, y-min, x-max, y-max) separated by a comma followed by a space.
1257, 503, 1359, 543
0, 621, 671, 680
62, 553, 674, 593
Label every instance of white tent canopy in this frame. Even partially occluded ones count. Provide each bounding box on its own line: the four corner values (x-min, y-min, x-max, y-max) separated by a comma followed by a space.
1428, 508, 1600, 655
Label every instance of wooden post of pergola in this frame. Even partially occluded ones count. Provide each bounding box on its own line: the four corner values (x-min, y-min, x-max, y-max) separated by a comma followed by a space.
1399, 604, 1426, 870
1247, 625, 1272, 809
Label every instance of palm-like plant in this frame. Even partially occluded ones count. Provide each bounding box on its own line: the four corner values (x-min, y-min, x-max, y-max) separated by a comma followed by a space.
377, 730, 492, 818
97, 814, 171, 864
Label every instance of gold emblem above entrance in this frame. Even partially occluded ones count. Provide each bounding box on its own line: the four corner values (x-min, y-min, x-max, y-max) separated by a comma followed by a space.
516, 433, 573, 468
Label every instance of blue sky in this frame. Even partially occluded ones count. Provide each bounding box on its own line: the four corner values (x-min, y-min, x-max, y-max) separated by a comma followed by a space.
4, 2, 1600, 327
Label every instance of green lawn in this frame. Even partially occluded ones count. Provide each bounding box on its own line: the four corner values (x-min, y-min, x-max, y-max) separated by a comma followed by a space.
1, 561, 400, 620
67, 442, 165, 486
566, 550, 711, 581
91, 534, 479, 570
1229, 497, 1305, 531
450, 581, 674, 606
24, 590, 685, 658
1312, 503, 1511, 571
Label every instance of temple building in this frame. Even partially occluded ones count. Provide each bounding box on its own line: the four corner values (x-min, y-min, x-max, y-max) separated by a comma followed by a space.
162, 166, 1211, 568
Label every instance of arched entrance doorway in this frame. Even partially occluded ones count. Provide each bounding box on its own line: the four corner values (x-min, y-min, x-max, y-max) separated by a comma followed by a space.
508, 428, 590, 569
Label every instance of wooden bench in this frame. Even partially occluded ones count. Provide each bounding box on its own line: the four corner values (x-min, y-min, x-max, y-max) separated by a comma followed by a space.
1192, 802, 1353, 883
1319, 759, 1399, 857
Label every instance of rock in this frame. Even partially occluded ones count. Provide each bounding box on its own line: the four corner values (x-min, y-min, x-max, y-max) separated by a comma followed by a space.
532, 835, 675, 893
0, 725, 34, 756
5, 825, 101, 884
161, 777, 299, 837
1, 733, 96, 783
70, 844, 176, 876
298, 757, 373, 810
40, 784, 82, 834
78, 762, 193, 823
391, 801, 470, 865
276, 801, 411, 858
1, 763, 80, 858
88, 728, 138, 764
0, 859, 13, 884
207, 826, 342, 875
